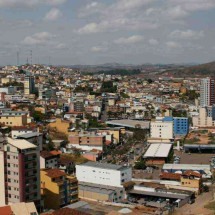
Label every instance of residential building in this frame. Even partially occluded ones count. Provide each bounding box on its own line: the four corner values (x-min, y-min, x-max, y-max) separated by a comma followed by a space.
40, 151, 60, 169
11, 126, 38, 139
24, 76, 35, 95
0, 137, 41, 210
40, 169, 78, 210
0, 112, 28, 126
200, 78, 215, 107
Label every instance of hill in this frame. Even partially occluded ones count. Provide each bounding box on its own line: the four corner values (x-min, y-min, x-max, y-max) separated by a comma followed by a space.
169, 61, 215, 77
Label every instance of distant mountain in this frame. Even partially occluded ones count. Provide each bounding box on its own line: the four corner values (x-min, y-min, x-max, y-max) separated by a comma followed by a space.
170, 61, 215, 77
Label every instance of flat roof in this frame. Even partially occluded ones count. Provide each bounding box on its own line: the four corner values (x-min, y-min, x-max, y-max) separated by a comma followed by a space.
163, 164, 210, 171
17, 132, 41, 139
7, 138, 37, 150
144, 143, 172, 158
106, 119, 150, 129
184, 144, 215, 149
77, 161, 130, 171
129, 190, 189, 200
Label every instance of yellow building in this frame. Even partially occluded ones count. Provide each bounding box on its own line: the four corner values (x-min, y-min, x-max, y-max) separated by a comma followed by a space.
0, 114, 27, 126
181, 171, 202, 194
41, 169, 78, 210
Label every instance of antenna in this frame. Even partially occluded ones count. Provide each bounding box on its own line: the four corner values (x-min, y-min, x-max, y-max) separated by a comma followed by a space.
17, 51, 19, 66
30, 50, 33, 65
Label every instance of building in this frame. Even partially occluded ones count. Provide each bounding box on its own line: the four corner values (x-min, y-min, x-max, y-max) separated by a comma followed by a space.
0, 202, 38, 215
0, 112, 28, 126
76, 162, 132, 202
150, 120, 174, 139
192, 106, 215, 127
0, 137, 41, 210
69, 100, 84, 112
162, 164, 212, 179
40, 151, 60, 169
68, 132, 106, 151
76, 161, 132, 188
40, 169, 78, 210
200, 78, 215, 107
11, 126, 38, 139
24, 76, 35, 95
143, 143, 173, 165
163, 117, 189, 136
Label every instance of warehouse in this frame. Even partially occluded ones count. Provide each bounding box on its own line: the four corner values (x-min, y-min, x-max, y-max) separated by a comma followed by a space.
143, 143, 173, 165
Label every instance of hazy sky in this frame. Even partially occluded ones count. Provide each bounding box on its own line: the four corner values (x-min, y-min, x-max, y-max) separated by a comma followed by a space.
1, 0, 215, 65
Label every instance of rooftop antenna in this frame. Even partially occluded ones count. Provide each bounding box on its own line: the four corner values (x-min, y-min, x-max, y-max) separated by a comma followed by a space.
27, 57, 29, 65
30, 50, 33, 65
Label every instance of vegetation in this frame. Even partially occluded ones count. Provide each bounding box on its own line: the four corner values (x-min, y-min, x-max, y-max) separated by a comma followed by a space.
134, 158, 146, 170
97, 69, 141, 76
61, 153, 88, 165
101, 81, 117, 93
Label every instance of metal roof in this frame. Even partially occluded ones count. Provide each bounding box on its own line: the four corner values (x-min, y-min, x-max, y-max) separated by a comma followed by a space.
143, 143, 172, 158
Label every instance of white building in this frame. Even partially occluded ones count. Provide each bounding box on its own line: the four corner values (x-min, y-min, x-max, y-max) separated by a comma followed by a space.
192, 106, 215, 127
150, 121, 174, 139
76, 161, 132, 188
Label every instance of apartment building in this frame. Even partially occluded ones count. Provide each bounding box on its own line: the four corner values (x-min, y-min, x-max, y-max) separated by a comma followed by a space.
0, 112, 28, 126
40, 169, 78, 210
24, 76, 35, 95
192, 106, 215, 127
0, 137, 41, 210
200, 78, 215, 107
76, 162, 132, 202
11, 126, 38, 139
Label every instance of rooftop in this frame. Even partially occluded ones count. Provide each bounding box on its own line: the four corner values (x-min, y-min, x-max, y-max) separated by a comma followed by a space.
43, 168, 66, 178
17, 132, 41, 139
77, 161, 130, 171
143, 143, 172, 158
7, 137, 37, 150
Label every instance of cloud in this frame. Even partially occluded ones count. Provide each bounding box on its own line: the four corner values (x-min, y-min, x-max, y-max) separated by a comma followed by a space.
91, 46, 106, 52
22, 32, 55, 45
0, 0, 67, 8
44, 8, 62, 21
170, 29, 204, 39
114, 35, 144, 44
166, 41, 181, 49
55, 43, 67, 49
149, 39, 159, 45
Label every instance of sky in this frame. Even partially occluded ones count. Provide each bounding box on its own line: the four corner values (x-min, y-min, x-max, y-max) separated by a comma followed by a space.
1, 0, 215, 65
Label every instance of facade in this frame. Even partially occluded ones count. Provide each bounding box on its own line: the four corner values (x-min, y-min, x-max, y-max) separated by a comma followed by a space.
24, 76, 35, 95
0, 137, 41, 210
11, 126, 38, 139
76, 161, 132, 188
0, 114, 27, 127
68, 133, 105, 151
40, 151, 60, 169
192, 106, 215, 127
163, 117, 189, 136
40, 169, 78, 210
200, 78, 215, 107
150, 120, 174, 139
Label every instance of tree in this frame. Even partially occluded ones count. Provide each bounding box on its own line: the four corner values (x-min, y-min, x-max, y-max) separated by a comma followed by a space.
134, 159, 146, 170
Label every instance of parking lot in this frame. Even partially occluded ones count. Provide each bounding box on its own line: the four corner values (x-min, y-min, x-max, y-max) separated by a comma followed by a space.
174, 150, 215, 165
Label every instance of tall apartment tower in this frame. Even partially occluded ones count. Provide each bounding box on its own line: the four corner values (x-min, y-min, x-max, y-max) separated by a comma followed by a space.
200, 78, 215, 107
0, 136, 41, 210
24, 76, 35, 95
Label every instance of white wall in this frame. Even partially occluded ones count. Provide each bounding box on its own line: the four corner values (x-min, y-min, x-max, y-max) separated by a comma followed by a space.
76, 165, 132, 187
0, 151, 6, 206
150, 121, 173, 139
68, 143, 103, 151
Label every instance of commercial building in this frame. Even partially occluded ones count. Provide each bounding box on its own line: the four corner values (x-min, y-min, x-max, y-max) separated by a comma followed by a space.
76, 162, 132, 202
200, 78, 215, 107
143, 143, 173, 165
40, 169, 78, 210
0, 137, 41, 210
163, 117, 189, 136
150, 120, 174, 139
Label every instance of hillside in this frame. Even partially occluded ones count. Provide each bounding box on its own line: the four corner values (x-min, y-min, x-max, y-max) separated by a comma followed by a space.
170, 61, 215, 77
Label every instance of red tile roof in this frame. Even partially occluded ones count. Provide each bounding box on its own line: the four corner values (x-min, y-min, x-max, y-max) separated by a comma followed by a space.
160, 172, 181, 181
0, 206, 13, 215
183, 170, 202, 178
44, 168, 66, 178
